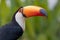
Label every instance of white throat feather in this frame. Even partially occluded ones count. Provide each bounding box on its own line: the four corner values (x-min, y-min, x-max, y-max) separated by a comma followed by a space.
15, 12, 25, 31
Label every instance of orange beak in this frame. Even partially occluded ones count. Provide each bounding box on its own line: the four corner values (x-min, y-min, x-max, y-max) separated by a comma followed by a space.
23, 6, 47, 17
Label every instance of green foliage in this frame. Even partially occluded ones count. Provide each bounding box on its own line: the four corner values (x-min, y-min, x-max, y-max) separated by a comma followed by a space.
0, 0, 60, 40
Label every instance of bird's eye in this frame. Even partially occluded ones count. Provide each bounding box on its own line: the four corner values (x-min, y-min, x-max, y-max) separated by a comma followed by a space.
19, 8, 27, 17
19, 8, 23, 13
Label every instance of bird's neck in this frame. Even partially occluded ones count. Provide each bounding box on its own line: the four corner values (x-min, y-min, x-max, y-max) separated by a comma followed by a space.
15, 12, 25, 31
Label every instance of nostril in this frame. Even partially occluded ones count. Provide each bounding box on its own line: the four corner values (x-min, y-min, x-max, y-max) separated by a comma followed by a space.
40, 9, 47, 16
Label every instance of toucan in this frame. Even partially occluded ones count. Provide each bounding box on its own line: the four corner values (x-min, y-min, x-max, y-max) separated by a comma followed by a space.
0, 6, 47, 40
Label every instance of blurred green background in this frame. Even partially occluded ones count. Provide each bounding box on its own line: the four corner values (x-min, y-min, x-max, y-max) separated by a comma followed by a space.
0, 0, 60, 40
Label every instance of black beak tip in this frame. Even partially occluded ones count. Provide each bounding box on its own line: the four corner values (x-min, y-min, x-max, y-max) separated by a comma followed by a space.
40, 9, 48, 17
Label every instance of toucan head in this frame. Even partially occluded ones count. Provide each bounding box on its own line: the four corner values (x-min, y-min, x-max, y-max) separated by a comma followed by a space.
14, 6, 48, 31
18, 6, 47, 18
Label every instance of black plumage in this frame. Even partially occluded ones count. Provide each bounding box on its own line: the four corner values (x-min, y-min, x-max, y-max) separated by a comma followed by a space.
0, 7, 23, 40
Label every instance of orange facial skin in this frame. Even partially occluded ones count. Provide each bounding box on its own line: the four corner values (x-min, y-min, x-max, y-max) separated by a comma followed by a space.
23, 6, 44, 17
